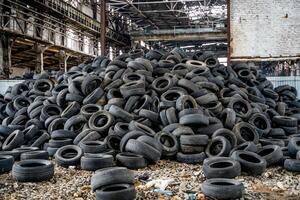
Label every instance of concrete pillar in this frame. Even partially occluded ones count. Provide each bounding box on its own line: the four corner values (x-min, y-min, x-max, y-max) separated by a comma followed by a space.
34, 43, 49, 73
58, 50, 70, 72
0, 34, 13, 79
100, 0, 107, 56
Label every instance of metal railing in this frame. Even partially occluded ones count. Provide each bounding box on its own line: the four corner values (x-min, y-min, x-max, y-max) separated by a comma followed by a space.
28, 0, 101, 33
268, 76, 300, 98
0, 0, 100, 56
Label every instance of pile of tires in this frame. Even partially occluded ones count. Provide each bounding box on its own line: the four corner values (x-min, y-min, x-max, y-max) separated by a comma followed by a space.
0, 48, 300, 199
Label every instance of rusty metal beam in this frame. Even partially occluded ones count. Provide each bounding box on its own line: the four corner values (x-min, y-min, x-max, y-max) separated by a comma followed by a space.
231, 56, 300, 62
131, 28, 227, 42
101, 0, 107, 56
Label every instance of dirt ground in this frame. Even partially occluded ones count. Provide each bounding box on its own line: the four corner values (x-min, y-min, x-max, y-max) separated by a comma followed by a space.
1, 160, 300, 200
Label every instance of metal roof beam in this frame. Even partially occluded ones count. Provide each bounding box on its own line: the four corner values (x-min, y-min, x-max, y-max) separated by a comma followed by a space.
131, 28, 227, 42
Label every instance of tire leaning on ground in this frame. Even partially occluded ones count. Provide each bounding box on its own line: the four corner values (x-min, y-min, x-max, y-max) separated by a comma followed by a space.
230, 150, 267, 176
81, 154, 115, 171
125, 139, 161, 163
0, 155, 14, 173
201, 178, 244, 199
287, 137, 300, 156
257, 145, 283, 166
12, 159, 54, 182
55, 145, 83, 167
91, 167, 134, 191
116, 152, 148, 169
203, 157, 241, 179
2, 130, 24, 150
20, 150, 49, 160
176, 152, 206, 164
205, 136, 232, 157
95, 183, 136, 200
284, 159, 300, 172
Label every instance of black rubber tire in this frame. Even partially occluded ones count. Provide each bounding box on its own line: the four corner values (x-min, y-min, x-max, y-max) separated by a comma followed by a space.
116, 152, 148, 169
61, 101, 80, 118
51, 130, 77, 139
268, 128, 285, 138
73, 129, 93, 145
233, 122, 259, 144
180, 135, 209, 146
249, 113, 271, 137
196, 93, 218, 105
81, 154, 115, 171
137, 135, 163, 153
0, 155, 14, 173
12, 159, 54, 182
23, 125, 39, 141
219, 108, 236, 129
297, 150, 300, 160
230, 142, 258, 155
176, 152, 206, 164
120, 131, 145, 152
120, 81, 145, 99
105, 134, 122, 151
82, 87, 104, 105
138, 109, 159, 123
47, 117, 67, 133
230, 150, 267, 176
179, 113, 209, 126
125, 139, 161, 162
81, 75, 102, 95
91, 167, 134, 191
172, 126, 194, 137
30, 132, 50, 148
2, 130, 24, 150
201, 178, 244, 200
88, 111, 114, 133
287, 137, 300, 156
282, 126, 297, 135
0, 151, 21, 161
0, 125, 14, 138
64, 114, 87, 134
48, 138, 73, 148
109, 105, 134, 123
155, 131, 178, 157
128, 121, 156, 137
114, 122, 130, 137
257, 145, 283, 166
203, 157, 241, 179
79, 141, 107, 153
195, 121, 224, 137
176, 95, 198, 111
55, 145, 83, 167
95, 183, 136, 200
212, 128, 237, 148
273, 116, 298, 127
180, 145, 205, 154
47, 147, 58, 157
80, 104, 102, 118
284, 159, 300, 172
20, 150, 49, 160
166, 107, 178, 124
40, 104, 62, 122
205, 136, 232, 157
228, 98, 251, 120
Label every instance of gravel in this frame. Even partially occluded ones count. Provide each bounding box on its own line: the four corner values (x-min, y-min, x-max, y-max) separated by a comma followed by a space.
1, 160, 299, 200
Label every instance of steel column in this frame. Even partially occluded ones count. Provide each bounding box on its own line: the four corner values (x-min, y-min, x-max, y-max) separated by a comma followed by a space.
34, 43, 49, 73
101, 0, 107, 56
0, 34, 13, 79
